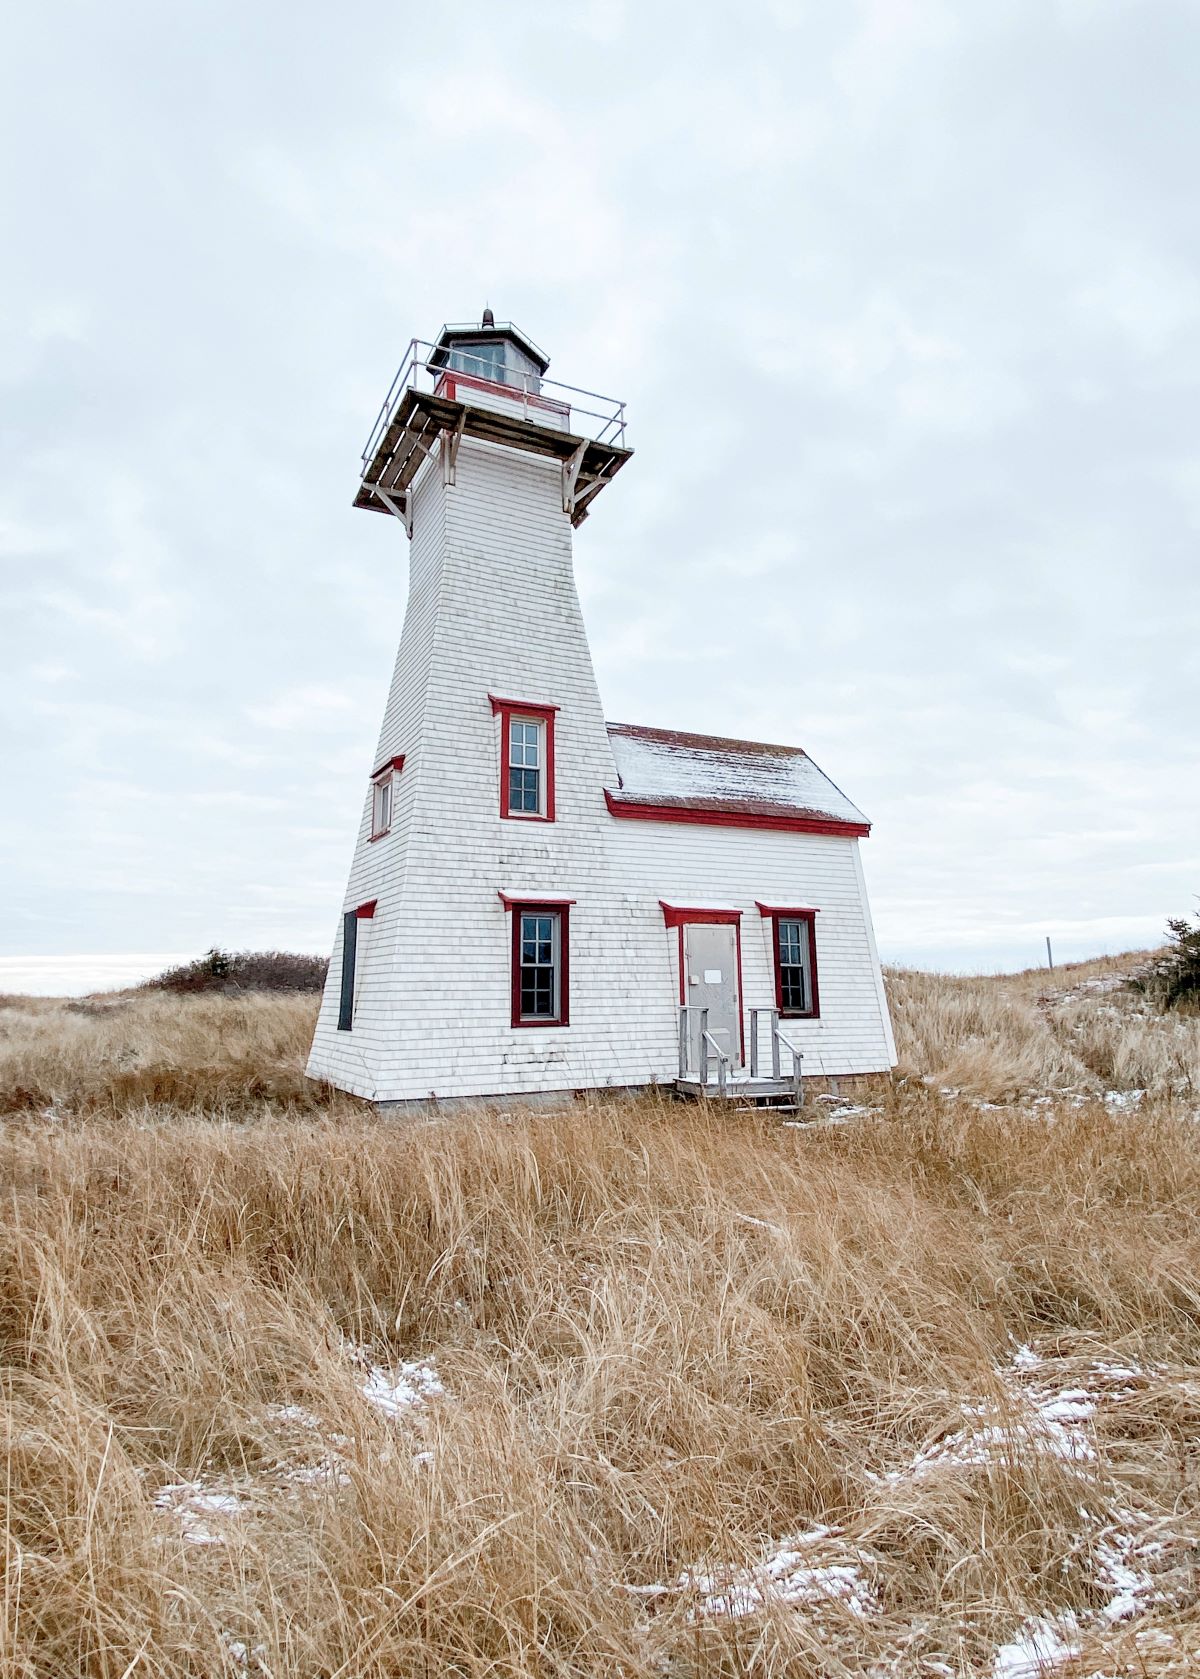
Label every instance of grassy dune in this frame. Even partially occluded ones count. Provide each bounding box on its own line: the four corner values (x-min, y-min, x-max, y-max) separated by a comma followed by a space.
1, 961, 1198, 1675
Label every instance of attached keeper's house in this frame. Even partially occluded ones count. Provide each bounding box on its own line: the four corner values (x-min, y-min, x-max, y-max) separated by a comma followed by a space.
307, 316, 896, 1105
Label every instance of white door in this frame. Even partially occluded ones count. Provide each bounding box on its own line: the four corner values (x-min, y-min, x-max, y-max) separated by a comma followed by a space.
683, 923, 742, 1072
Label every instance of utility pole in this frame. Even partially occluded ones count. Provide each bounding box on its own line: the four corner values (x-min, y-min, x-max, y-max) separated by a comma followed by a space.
1046, 936, 1054, 971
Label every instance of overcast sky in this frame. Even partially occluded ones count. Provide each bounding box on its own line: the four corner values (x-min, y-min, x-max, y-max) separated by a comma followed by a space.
2, 0, 1198, 993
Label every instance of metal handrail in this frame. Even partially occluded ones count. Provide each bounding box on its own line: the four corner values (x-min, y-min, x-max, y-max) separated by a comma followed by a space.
699, 1029, 730, 1100
362, 338, 628, 469
748, 1007, 805, 1107
775, 1024, 805, 1109
678, 1004, 696, 1076
679, 1005, 730, 1096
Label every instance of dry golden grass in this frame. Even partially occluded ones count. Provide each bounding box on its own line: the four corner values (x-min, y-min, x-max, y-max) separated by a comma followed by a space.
890, 951, 1200, 1102
1, 962, 1198, 1675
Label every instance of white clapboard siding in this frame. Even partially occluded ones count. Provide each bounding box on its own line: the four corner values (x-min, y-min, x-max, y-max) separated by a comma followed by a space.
308, 426, 895, 1102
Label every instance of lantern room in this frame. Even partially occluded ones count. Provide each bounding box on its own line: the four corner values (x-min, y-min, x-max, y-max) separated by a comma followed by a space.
354, 310, 632, 531
428, 312, 549, 396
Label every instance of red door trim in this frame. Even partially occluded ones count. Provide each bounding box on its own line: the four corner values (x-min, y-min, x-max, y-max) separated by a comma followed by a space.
667, 909, 746, 1064
658, 902, 742, 929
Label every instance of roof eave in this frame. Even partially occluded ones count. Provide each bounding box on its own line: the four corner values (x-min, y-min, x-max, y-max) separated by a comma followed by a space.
603, 790, 870, 837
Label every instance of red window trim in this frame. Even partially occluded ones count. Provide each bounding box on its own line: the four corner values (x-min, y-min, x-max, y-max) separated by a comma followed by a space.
369, 755, 404, 841
356, 899, 378, 919
758, 905, 820, 1020
490, 695, 557, 823
661, 904, 745, 1062
605, 791, 869, 838
499, 896, 571, 1028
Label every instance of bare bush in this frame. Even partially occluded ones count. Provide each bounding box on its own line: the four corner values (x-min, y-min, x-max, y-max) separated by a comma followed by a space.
1136, 914, 1200, 1014
144, 948, 328, 995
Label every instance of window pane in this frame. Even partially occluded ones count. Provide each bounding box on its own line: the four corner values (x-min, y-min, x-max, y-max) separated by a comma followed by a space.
509, 720, 541, 768
518, 910, 560, 1019
777, 919, 811, 1013
781, 966, 807, 1012
509, 766, 541, 813
451, 342, 505, 382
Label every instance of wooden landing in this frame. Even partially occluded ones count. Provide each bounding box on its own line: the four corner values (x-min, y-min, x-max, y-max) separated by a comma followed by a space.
675, 1076, 801, 1103
356, 388, 631, 526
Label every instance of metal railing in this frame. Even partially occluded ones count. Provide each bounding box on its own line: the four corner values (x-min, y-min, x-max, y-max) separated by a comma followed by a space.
678, 1004, 804, 1109
677, 1005, 730, 1097
362, 338, 628, 470
749, 1007, 804, 1108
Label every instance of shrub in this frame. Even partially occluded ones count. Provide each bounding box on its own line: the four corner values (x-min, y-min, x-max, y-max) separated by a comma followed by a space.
144, 948, 328, 995
1138, 913, 1200, 1012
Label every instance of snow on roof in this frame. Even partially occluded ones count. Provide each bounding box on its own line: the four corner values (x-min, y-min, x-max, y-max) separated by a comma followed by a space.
604, 723, 869, 830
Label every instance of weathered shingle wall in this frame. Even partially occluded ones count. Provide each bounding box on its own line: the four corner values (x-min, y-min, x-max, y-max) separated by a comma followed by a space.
307, 437, 895, 1101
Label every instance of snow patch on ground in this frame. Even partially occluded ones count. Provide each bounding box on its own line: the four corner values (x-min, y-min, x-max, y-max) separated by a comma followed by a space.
360, 1358, 445, 1416
879, 1344, 1172, 1490
225, 1637, 269, 1673
154, 1482, 244, 1546
627, 1525, 878, 1624
992, 1614, 1081, 1677
261, 1345, 447, 1492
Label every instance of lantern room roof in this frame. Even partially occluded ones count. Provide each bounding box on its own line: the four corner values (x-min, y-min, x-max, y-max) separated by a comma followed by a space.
429, 319, 550, 374
603, 723, 870, 834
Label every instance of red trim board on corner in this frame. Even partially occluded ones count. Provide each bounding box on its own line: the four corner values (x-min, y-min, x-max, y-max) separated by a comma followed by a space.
490, 695, 558, 822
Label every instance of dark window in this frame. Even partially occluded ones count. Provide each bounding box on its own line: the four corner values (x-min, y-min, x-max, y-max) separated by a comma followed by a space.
449, 341, 506, 384
520, 912, 557, 1017
337, 910, 357, 1031
510, 904, 569, 1026
774, 915, 817, 1017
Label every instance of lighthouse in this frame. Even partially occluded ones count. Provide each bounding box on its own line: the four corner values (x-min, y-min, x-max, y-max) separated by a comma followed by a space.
308, 316, 895, 1105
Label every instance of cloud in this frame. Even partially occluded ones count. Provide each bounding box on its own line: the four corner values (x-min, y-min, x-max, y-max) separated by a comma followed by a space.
2, 0, 1196, 975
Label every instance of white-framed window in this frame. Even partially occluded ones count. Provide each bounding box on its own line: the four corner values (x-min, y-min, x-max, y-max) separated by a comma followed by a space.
369, 755, 403, 839
372, 775, 392, 837
758, 906, 820, 1020
508, 902, 570, 1027
490, 697, 556, 822
508, 716, 544, 815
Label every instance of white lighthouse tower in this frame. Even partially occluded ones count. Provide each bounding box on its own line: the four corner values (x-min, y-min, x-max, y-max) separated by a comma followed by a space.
308, 315, 895, 1104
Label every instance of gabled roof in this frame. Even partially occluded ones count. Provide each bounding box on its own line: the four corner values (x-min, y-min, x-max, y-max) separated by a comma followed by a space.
604, 723, 870, 836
